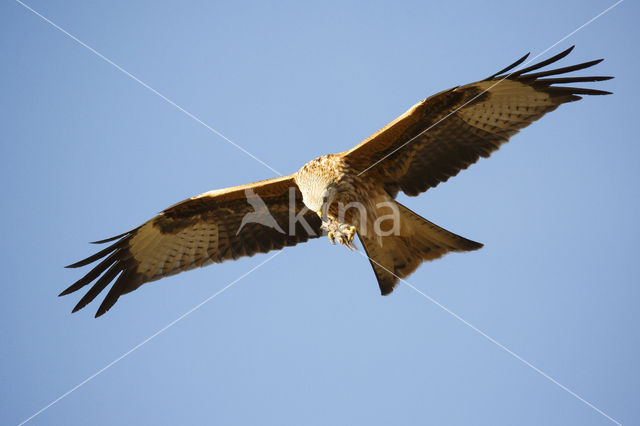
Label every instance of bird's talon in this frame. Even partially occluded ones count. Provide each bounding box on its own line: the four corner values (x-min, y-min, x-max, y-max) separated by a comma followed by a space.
322, 218, 357, 248
346, 225, 356, 242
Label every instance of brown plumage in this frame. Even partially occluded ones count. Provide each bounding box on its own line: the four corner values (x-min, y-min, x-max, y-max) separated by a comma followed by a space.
63, 46, 612, 316
63, 177, 321, 317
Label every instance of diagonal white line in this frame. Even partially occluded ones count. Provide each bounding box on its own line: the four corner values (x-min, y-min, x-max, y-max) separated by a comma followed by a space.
356, 0, 623, 177
355, 249, 622, 426
14, 0, 283, 177
18, 251, 282, 426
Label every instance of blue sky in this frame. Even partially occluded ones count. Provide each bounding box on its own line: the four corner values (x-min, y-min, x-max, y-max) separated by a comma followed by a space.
2, 0, 638, 425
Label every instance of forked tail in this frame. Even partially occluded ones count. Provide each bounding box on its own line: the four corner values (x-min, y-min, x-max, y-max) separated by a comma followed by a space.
358, 202, 482, 294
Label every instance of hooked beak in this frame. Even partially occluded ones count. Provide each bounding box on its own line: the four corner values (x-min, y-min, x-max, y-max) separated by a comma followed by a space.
316, 210, 323, 218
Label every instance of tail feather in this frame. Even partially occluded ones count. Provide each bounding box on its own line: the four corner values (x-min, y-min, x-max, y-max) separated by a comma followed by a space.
359, 202, 482, 295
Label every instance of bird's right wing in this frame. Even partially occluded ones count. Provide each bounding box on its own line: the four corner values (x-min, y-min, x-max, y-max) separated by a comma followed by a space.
61, 175, 322, 317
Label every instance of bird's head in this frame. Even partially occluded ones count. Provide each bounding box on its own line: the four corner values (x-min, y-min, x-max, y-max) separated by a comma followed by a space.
303, 184, 339, 219
295, 157, 341, 219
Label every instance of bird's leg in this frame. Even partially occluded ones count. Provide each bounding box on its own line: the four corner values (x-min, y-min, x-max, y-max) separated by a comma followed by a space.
321, 215, 357, 250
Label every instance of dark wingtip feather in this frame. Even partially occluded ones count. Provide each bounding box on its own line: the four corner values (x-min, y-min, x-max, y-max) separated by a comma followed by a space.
59, 288, 74, 297
487, 47, 612, 101
545, 86, 613, 97
65, 240, 122, 268
91, 229, 134, 244
521, 58, 604, 80
71, 265, 123, 313
65, 257, 95, 269
62, 233, 134, 305
535, 75, 613, 85
65, 260, 88, 269
60, 253, 117, 296
95, 305, 110, 318
508, 45, 576, 78
485, 52, 530, 80
94, 275, 128, 317
571, 88, 612, 95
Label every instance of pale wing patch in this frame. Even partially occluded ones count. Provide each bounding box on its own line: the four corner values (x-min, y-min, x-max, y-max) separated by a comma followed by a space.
457, 81, 556, 133
129, 221, 219, 281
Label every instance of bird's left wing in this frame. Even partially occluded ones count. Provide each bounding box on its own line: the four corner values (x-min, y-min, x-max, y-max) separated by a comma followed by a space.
62, 175, 322, 317
343, 46, 612, 197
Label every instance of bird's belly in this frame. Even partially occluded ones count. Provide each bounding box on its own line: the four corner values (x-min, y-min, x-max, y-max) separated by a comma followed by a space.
328, 188, 390, 232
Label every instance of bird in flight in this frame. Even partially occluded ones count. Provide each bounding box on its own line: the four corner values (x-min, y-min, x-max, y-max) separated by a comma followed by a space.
62, 46, 612, 317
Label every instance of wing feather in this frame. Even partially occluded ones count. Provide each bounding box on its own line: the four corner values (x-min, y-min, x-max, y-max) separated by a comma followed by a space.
507, 45, 575, 77
62, 175, 322, 317
344, 46, 612, 198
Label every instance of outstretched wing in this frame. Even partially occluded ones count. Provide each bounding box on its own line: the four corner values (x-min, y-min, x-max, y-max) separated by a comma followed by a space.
62, 175, 322, 317
344, 46, 612, 197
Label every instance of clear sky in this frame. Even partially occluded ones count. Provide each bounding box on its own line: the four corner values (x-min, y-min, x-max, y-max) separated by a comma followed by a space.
2, 1, 638, 425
